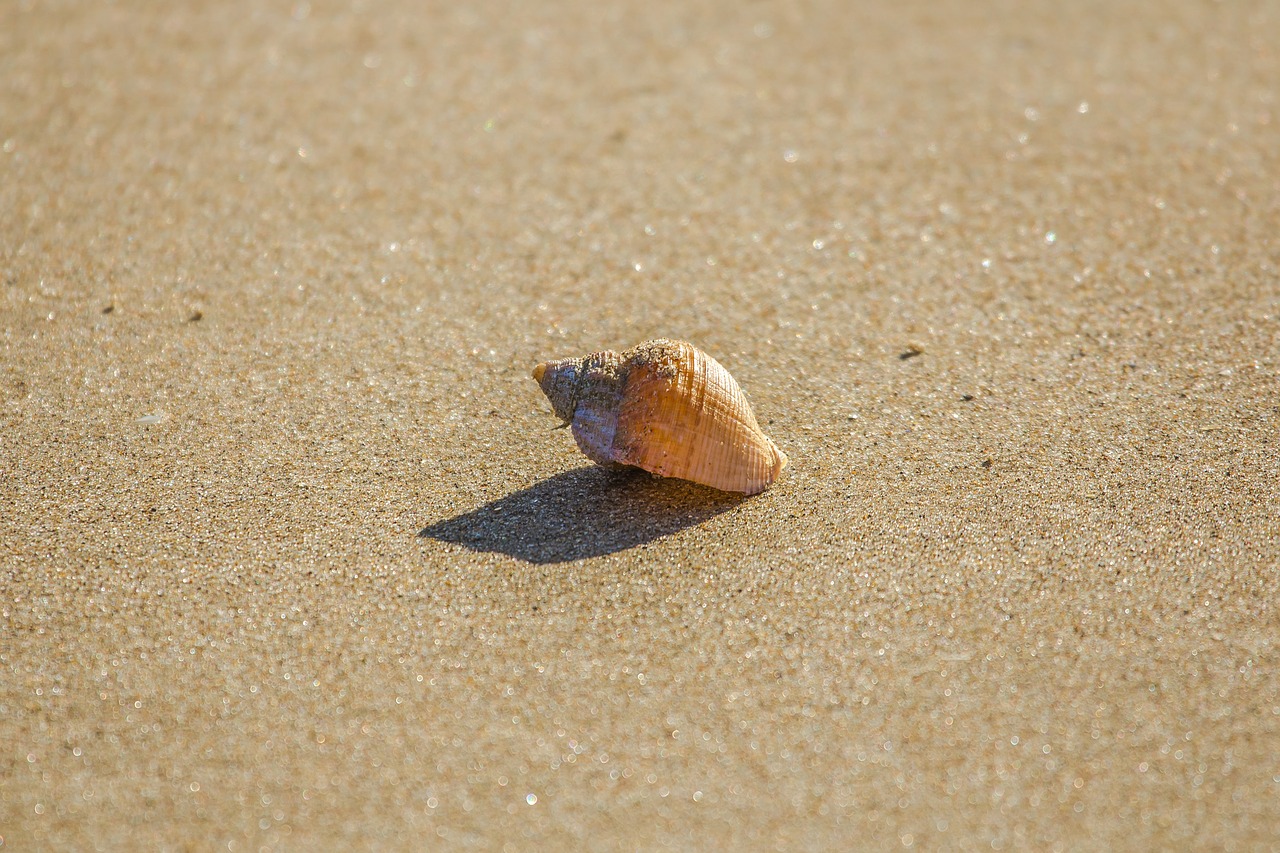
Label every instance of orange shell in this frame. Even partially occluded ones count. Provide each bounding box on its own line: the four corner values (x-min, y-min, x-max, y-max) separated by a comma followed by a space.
532, 339, 787, 495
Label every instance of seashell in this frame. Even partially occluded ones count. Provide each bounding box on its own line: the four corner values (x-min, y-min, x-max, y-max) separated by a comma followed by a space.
532, 339, 787, 495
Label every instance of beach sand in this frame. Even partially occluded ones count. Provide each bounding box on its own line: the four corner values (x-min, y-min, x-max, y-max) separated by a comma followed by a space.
3, 0, 1278, 848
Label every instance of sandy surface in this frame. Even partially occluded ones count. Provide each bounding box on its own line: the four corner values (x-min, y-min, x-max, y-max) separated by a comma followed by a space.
3, 0, 1279, 849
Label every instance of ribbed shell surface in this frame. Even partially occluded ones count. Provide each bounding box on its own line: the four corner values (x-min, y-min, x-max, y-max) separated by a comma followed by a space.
609, 340, 785, 495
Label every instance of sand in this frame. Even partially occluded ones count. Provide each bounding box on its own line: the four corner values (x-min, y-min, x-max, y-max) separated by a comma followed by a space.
3, 0, 1279, 849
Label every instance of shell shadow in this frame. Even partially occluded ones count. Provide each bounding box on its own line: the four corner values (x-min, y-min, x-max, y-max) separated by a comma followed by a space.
418, 466, 746, 564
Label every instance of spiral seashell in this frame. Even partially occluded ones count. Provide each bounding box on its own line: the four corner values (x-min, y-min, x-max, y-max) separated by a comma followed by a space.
531, 339, 787, 495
